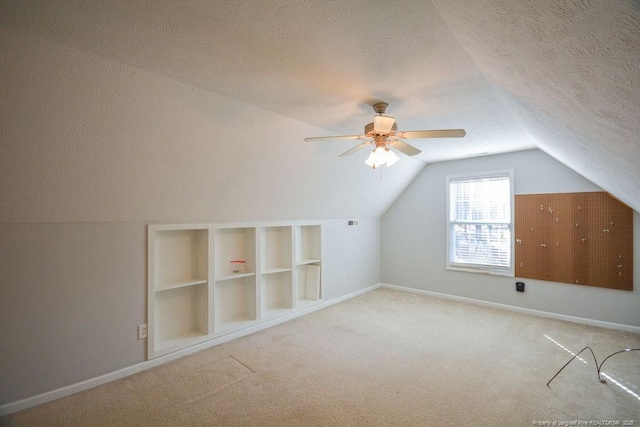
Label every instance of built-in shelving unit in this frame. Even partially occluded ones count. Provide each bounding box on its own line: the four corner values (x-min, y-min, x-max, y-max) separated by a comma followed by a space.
148, 222, 322, 359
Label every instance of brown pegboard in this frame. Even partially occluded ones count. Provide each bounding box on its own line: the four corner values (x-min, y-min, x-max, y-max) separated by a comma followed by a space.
515, 192, 633, 291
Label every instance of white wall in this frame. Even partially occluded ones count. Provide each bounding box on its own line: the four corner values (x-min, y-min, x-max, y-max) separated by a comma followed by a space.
0, 27, 423, 223
0, 223, 145, 404
381, 149, 640, 327
0, 28, 386, 405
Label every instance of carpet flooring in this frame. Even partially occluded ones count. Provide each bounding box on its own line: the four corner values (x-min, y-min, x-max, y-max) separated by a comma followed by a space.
2, 288, 640, 426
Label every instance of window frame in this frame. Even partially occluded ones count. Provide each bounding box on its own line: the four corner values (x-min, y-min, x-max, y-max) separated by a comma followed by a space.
446, 169, 515, 276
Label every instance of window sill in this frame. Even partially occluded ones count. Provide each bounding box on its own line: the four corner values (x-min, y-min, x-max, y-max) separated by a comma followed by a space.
447, 265, 514, 277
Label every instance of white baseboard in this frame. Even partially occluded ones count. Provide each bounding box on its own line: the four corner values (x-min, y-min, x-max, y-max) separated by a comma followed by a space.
380, 283, 640, 334
0, 283, 381, 417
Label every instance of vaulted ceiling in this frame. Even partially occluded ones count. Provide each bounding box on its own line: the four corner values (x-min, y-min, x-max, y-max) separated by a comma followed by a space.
1, 0, 639, 213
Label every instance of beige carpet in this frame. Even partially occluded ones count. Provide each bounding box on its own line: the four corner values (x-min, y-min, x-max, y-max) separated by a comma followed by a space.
2, 288, 640, 426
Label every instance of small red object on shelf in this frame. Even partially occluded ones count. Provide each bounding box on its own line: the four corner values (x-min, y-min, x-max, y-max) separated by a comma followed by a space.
230, 260, 246, 273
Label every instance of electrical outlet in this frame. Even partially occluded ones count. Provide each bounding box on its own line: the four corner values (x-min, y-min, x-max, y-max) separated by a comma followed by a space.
138, 324, 148, 339
342, 274, 347, 283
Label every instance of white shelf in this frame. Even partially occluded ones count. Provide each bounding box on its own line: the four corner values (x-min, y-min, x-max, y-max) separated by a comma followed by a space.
296, 258, 321, 266
155, 279, 208, 293
216, 272, 256, 281
262, 267, 292, 274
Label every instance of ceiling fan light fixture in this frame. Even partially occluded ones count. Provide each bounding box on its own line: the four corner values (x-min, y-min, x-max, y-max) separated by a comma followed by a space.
364, 146, 399, 169
304, 101, 465, 169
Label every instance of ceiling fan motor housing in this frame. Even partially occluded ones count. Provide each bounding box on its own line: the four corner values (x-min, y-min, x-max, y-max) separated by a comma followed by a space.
365, 121, 397, 136
373, 135, 388, 148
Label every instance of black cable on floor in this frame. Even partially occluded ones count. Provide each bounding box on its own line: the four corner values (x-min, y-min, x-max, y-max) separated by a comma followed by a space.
547, 347, 640, 387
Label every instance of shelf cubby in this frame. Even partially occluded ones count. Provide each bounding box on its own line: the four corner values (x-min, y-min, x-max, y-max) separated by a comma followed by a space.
294, 225, 321, 305
154, 228, 208, 290
261, 270, 293, 318
154, 283, 208, 352
148, 226, 210, 358
295, 225, 322, 265
259, 226, 293, 319
214, 227, 257, 279
214, 276, 256, 333
261, 226, 293, 271
295, 263, 321, 305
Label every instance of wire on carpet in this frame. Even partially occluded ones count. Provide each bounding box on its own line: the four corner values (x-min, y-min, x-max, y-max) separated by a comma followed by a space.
547, 347, 640, 387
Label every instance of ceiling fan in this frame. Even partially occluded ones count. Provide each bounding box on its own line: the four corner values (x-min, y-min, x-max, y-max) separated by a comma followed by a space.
304, 102, 466, 169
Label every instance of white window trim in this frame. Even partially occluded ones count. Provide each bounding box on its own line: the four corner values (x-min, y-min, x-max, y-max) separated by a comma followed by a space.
445, 169, 515, 277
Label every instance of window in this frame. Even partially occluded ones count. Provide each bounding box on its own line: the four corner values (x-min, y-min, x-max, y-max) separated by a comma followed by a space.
446, 170, 513, 275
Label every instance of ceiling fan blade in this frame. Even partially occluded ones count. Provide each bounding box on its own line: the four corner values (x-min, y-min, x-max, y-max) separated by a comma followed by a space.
397, 129, 466, 139
388, 139, 421, 156
304, 135, 367, 142
338, 141, 372, 157
373, 115, 395, 134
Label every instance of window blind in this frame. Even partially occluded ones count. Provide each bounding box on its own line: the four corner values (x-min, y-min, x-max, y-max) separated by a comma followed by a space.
449, 174, 512, 270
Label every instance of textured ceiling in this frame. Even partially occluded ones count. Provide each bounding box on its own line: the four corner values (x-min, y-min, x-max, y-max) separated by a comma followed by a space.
431, 0, 640, 212
0, 0, 638, 210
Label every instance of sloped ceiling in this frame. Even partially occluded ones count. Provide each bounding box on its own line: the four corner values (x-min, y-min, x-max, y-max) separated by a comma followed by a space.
431, 0, 640, 212
0, 0, 638, 213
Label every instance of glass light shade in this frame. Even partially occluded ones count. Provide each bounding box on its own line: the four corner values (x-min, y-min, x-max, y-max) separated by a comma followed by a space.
364, 146, 400, 169
364, 151, 377, 168
385, 148, 400, 166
